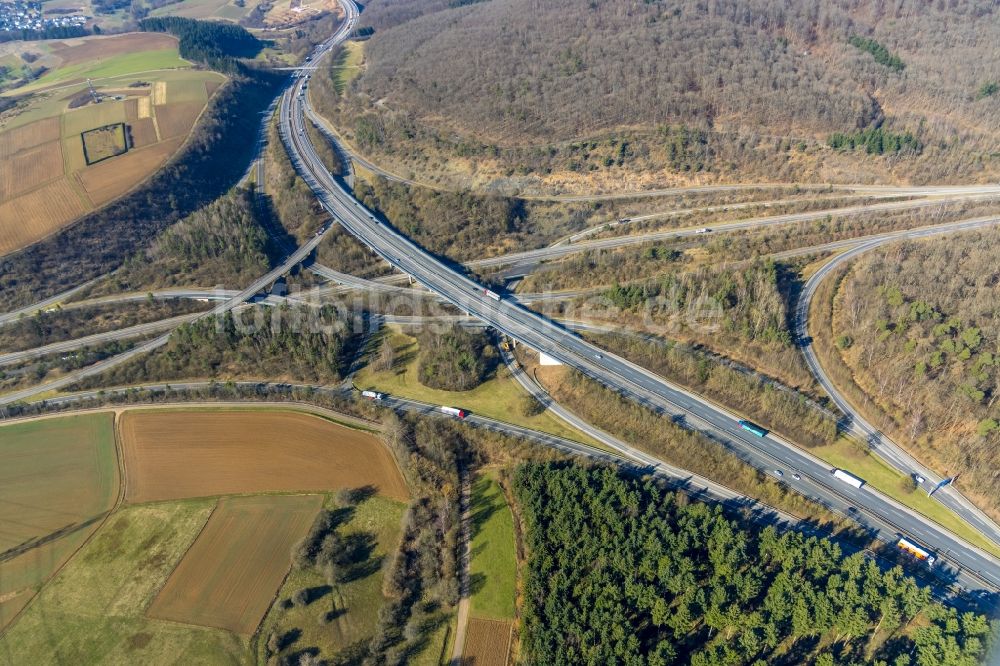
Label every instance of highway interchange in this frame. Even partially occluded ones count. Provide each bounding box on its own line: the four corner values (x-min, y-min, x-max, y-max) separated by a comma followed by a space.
4, 0, 1000, 601
275, 21, 1000, 595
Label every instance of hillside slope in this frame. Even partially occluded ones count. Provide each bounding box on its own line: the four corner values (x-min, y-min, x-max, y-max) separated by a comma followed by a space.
332, 0, 1000, 190
829, 228, 1000, 514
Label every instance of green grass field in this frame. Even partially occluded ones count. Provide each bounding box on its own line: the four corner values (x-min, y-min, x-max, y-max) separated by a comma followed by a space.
149, 0, 258, 21
15, 49, 190, 95
32, 48, 186, 91
0, 499, 249, 664
0, 413, 119, 630
257, 494, 407, 663
810, 438, 1000, 559
331, 41, 364, 95
354, 328, 608, 450
468, 473, 517, 620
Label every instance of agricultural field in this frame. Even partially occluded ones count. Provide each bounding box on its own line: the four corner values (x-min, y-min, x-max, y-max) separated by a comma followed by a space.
463, 617, 514, 666
0, 406, 415, 663
148, 0, 265, 22
0, 33, 224, 256
258, 494, 407, 663
148, 494, 324, 634
354, 328, 608, 450
118, 409, 409, 502
468, 474, 517, 621
0, 499, 248, 664
0, 413, 119, 630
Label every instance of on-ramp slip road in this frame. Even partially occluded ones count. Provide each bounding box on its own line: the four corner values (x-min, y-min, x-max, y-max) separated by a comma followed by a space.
280, 44, 1000, 595
795, 214, 1000, 556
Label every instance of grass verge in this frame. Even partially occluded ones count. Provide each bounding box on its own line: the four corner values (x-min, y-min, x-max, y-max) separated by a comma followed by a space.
353, 328, 607, 450
331, 40, 364, 94
811, 438, 1000, 559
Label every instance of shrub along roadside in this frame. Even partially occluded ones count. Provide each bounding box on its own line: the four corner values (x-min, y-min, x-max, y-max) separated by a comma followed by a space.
586, 331, 838, 448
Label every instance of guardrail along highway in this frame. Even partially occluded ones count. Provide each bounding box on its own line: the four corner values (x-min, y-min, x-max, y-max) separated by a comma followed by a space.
279, 14, 1000, 595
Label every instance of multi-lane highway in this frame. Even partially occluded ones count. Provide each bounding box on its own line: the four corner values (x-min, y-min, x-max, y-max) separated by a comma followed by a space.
279, 38, 1000, 593
0, 0, 998, 599
795, 216, 1000, 552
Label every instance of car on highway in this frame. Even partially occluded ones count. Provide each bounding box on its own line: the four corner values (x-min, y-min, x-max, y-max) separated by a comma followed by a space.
914, 474, 926, 484
792, 473, 801, 481
594, 353, 603, 359
773, 469, 783, 477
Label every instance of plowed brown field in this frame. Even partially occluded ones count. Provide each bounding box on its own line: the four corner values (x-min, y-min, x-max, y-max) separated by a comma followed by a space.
147, 494, 323, 633
0, 140, 62, 200
51, 33, 178, 66
464, 617, 513, 666
154, 101, 204, 139
0, 117, 60, 159
0, 177, 86, 254
79, 138, 179, 206
119, 409, 408, 502
127, 118, 158, 148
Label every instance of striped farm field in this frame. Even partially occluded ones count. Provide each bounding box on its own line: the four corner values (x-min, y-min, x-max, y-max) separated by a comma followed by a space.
147, 494, 324, 633
0, 34, 225, 256
0, 116, 60, 158
128, 117, 159, 147
0, 140, 63, 199
0, 177, 88, 254
119, 409, 409, 502
79, 137, 181, 206
464, 617, 514, 666
0, 413, 119, 630
154, 100, 206, 139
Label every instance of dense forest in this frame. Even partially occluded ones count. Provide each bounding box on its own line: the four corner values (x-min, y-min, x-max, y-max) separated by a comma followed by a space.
139, 17, 265, 73
416, 325, 496, 391
100, 188, 275, 293
515, 463, 993, 666
325, 0, 1000, 187
830, 229, 1000, 511
75, 305, 359, 387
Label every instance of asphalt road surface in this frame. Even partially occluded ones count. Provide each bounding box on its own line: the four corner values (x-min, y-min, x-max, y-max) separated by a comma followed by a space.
794, 214, 1000, 554
280, 43, 1000, 595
